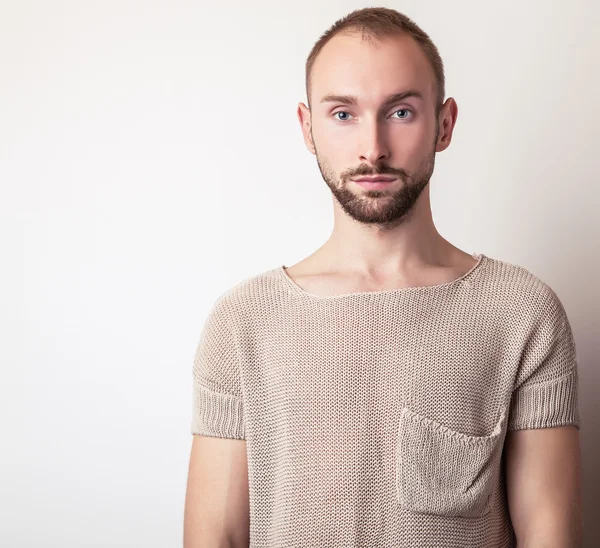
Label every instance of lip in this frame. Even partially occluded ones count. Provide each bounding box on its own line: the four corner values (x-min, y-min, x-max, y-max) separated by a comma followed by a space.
352, 176, 397, 190
352, 176, 397, 182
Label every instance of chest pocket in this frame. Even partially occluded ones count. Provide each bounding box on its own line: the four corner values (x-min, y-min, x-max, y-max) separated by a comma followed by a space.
395, 405, 507, 518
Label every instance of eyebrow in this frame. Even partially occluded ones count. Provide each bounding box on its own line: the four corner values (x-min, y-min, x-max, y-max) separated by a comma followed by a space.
320, 90, 424, 106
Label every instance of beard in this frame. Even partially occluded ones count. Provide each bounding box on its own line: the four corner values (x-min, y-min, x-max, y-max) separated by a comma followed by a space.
314, 130, 438, 228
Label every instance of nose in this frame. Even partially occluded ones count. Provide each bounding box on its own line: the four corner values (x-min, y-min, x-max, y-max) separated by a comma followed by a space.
358, 117, 390, 165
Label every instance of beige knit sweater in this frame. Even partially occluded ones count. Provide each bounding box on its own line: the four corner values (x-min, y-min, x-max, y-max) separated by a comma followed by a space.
191, 253, 580, 548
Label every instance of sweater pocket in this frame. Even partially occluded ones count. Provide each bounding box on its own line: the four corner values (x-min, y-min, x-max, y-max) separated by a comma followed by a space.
395, 405, 506, 518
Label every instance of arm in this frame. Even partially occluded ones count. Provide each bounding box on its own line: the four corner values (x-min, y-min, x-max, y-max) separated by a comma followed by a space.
186, 293, 249, 545
504, 425, 583, 548
183, 434, 250, 548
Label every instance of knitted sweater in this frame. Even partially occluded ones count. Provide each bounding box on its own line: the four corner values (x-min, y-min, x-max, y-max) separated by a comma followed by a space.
190, 252, 580, 548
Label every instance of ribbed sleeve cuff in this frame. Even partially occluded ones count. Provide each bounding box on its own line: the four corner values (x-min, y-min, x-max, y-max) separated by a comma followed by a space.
508, 368, 580, 431
191, 384, 245, 439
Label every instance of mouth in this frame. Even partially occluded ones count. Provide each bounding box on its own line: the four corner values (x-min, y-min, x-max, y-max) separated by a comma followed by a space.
351, 176, 398, 190
352, 176, 397, 183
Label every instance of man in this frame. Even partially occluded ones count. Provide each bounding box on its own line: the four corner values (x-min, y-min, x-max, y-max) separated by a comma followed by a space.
184, 7, 582, 547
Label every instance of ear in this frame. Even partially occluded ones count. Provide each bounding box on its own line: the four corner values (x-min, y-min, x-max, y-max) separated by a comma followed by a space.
435, 97, 458, 153
297, 102, 315, 155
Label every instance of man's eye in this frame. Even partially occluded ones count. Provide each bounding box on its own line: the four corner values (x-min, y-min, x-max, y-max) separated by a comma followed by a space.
392, 109, 411, 119
334, 111, 352, 121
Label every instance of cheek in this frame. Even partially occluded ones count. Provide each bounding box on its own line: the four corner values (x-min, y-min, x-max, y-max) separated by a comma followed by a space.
390, 123, 433, 158
314, 128, 352, 164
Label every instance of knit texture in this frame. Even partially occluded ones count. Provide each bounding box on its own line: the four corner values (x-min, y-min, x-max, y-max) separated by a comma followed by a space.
191, 253, 580, 548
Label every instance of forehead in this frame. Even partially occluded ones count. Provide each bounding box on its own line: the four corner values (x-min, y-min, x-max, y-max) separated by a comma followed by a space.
311, 32, 436, 104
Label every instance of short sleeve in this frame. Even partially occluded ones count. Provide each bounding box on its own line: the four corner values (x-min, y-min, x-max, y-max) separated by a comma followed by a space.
190, 293, 245, 439
508, 286, 580, 432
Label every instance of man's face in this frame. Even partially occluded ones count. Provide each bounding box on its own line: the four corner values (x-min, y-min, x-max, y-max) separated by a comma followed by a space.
303, 32, 441, 226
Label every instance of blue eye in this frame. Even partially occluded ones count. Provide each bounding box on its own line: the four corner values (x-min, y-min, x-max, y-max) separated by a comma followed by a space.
334, 111, 352, 121
393, 109, 411, 119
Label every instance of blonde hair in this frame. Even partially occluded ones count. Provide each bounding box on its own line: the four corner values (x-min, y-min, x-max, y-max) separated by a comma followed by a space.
305, 7, 445, 114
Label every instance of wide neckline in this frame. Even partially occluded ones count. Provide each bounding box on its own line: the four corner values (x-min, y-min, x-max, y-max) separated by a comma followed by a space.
277, 253, 487, 300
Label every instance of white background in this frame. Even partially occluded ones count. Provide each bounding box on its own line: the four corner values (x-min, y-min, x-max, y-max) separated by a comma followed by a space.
2, 1, 598, 546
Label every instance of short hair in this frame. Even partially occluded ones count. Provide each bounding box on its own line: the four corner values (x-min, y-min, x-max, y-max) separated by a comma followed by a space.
305, 7, 445, 114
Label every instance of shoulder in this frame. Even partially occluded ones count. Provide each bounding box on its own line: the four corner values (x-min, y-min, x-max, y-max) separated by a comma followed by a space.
480, 255, 569, 326
208, 265, 290, 320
